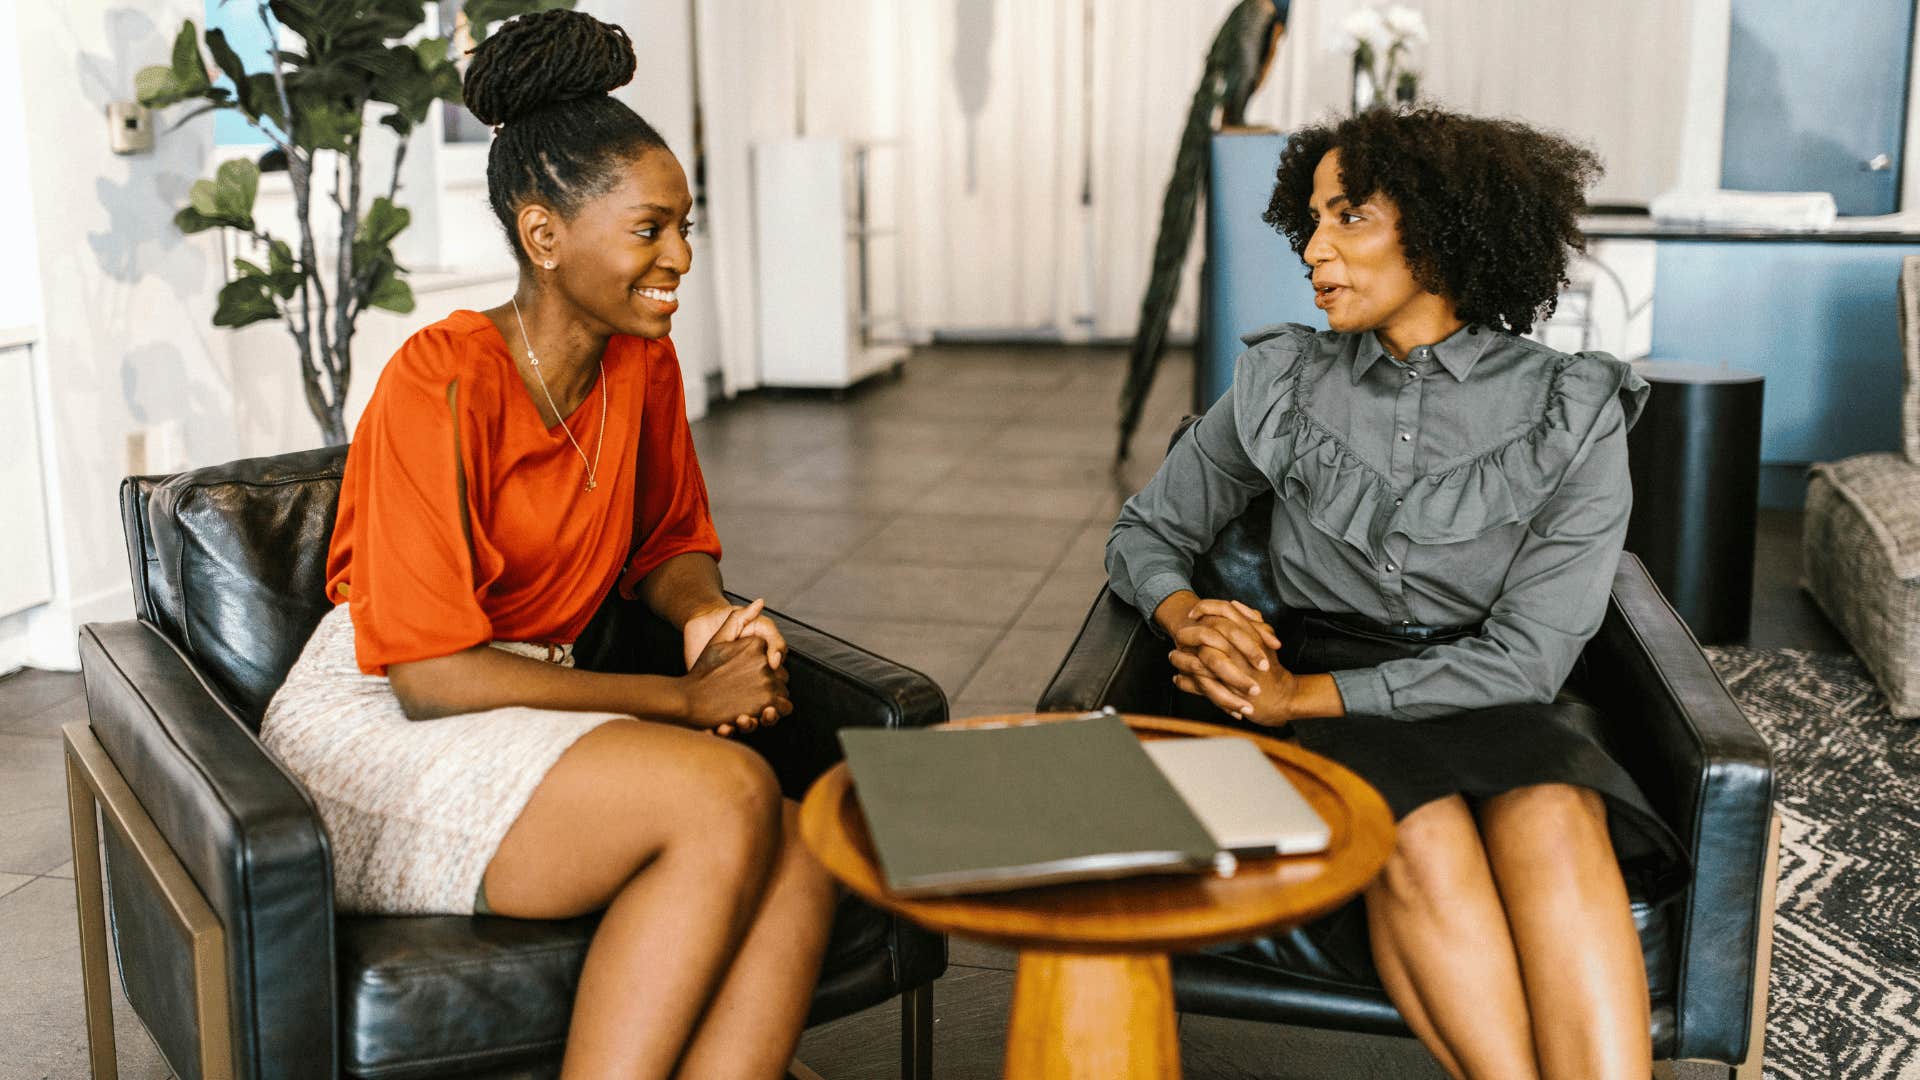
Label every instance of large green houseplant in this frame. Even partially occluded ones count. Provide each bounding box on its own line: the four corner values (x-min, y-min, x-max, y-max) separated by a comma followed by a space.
137, 0, 571, 445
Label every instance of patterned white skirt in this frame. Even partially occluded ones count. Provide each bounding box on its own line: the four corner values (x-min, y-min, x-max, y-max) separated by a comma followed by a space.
260, 604, 629, 914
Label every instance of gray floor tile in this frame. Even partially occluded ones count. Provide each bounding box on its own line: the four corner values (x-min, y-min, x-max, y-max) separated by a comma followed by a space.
989, 420, 1124, 458
0, 731, 69, 808
712, 553, 834, 610
1177, 1014, 1445, 1079
816, 620, 1000, 696
0, 670, 82, 733
0, 876, 171, 1080
796, 965, 1013, 1080
850, 514, 1081, 571
708, 474, 932, 514
950, 453, 1124, 490
955, 626, 1087, 707
910, 481, 1109, 523
1012, 566, 1111, 632
785, 565, 1045, 629
1, 694, 87, 742
946, 936, 1018, 971
710, 506, 889, 562
0, 872, 33, 903
45, 861, 74, 880
945, 701, 1038, 723
0, 807, 72, 879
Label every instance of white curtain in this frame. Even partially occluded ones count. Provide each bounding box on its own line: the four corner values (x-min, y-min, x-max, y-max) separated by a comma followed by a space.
691, 0, 1702, 354
1252, 0, 1695, 206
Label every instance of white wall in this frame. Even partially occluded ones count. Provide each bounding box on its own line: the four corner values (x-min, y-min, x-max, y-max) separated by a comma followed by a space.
9, 0, 236, 669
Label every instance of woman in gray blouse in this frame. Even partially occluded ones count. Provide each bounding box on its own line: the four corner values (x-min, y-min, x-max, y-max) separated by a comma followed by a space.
1108, 107, 1685, 1079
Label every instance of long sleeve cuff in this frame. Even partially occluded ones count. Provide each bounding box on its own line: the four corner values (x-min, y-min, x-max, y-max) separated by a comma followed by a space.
1131, 571, 1193, 637
1331, 667, 1394, 718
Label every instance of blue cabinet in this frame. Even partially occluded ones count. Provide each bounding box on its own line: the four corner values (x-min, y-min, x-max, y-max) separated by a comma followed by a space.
1201, 133, 1321, 409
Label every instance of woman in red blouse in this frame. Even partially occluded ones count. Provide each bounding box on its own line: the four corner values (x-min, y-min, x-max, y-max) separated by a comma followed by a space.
261, 12, 833, 1078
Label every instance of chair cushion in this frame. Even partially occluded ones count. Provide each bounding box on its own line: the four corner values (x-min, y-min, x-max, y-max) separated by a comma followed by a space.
145, 447, 346, 724
338, 895, 902, 1079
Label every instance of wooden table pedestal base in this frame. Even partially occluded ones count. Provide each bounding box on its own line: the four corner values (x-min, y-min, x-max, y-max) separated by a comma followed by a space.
1004, 951, 1179, 1079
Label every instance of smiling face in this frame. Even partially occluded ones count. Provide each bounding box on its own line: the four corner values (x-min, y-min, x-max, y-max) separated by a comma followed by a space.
542, 147, 694, 340
1303, 149, 1451, 350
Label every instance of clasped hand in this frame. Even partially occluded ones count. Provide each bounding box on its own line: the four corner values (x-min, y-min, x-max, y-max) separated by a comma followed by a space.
1167, 598, 1298, 726
680, 598, 793, 737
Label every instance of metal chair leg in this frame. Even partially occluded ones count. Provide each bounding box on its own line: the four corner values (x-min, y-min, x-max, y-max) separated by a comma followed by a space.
901, 983, 933, 1080
65, 744, 119, 1080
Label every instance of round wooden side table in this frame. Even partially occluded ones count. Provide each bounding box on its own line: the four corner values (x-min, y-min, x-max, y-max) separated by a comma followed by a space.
798, 713, 1395, 1080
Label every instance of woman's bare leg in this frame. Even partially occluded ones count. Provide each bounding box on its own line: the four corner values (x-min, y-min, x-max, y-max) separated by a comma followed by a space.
1365, 795, 1538, 1079
482, 719, 784, 1080
1478, 784, 1650, 1080
672, 800, 839, 1079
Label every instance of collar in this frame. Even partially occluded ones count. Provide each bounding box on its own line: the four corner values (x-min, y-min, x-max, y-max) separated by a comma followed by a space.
1350, 324, 1495, 384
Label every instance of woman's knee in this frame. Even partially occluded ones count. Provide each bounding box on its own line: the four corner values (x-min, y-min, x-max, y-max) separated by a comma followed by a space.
1371, 796, 1489, 911
1480, 783, 1609, 853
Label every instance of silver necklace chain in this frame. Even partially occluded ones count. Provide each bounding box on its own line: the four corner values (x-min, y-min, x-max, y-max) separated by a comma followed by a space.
511, 297, 606, 493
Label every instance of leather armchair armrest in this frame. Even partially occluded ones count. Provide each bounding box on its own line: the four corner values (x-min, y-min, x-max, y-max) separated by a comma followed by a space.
1037, 587, 1176, 715
78, 619, 337, 1079
1578, 554, 1775, 1062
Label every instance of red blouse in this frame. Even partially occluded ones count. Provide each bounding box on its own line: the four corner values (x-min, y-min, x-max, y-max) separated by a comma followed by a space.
326, 309, 721, 675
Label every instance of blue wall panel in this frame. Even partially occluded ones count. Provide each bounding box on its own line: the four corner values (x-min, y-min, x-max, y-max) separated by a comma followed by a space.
1649, 242, 1915, 466
1202, 133, 1322, 409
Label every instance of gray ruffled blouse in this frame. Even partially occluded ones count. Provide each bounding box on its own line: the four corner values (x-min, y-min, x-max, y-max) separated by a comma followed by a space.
1106, 322, 1650, 721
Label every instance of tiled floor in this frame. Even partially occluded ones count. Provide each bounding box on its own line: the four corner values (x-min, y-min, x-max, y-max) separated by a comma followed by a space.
0, 342, 1846, 1077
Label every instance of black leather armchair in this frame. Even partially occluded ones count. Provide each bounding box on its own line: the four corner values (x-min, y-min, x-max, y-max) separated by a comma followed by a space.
1037, 435, 1780, 1079
66, 446, 946, 1080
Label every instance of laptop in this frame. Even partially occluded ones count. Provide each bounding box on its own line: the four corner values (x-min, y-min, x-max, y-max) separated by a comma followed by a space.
1144, 737, 1332, 857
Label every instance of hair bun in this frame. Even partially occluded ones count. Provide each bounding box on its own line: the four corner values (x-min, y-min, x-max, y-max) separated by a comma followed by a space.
463, 9, 637, 128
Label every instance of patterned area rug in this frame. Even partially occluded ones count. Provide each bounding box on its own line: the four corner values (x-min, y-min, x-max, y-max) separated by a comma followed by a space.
1704, 647, 1920, 1080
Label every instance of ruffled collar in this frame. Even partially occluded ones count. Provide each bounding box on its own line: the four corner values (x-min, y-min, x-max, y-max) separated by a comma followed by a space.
1350, 323, 1496, 385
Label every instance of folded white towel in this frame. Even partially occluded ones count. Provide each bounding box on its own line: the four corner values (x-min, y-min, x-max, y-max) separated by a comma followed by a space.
1648, 189, 1839, 231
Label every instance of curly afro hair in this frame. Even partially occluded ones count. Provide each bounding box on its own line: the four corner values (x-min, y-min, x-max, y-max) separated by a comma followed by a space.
1265, 106, 1601, 335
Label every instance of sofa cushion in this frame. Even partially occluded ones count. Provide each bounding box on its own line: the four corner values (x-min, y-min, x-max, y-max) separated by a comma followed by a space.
145, 447, 347, 724
337, 894, 899, 1079
1809, 453, 1920, 581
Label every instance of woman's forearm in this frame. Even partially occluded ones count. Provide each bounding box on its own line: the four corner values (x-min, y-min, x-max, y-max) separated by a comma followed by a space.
388, 645, 687, 722
638, 552, 729, 628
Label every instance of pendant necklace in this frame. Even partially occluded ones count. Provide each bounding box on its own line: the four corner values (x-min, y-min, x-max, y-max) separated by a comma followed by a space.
511, 297, 607, 493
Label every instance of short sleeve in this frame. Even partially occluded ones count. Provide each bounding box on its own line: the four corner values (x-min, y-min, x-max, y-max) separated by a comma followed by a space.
326, 329, 493, 674
616, 338, 722, 596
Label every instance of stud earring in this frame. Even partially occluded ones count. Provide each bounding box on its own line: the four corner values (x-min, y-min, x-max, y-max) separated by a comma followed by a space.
543, 260, 555, 270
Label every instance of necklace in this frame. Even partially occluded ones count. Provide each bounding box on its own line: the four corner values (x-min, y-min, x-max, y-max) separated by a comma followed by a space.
511, 297, 607, 493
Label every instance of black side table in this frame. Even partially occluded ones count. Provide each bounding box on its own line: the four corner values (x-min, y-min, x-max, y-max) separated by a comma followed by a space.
1624, 361, 1765, 644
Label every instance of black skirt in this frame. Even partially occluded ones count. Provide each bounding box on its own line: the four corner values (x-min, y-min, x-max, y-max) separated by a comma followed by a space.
1213, 609, 1691, 984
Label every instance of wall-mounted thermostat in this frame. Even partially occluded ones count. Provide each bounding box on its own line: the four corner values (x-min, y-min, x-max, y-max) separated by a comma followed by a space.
107, 102, 154, 155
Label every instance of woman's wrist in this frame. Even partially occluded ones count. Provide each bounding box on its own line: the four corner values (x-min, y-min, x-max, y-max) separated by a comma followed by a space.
1152, 589, 1201, 636
1287, 673, 1346, 720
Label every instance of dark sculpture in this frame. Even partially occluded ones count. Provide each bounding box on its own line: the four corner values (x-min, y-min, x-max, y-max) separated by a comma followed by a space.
1116, 0, 1290, 459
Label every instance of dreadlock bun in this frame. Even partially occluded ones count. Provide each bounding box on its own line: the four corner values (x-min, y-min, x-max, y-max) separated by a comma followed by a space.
463, 9, 637, 128
462, 10, 668, 264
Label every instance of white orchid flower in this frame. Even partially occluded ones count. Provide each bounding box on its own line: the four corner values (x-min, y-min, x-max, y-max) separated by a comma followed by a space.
1384, 6, 1428, 44
1340, 7, 1390, 53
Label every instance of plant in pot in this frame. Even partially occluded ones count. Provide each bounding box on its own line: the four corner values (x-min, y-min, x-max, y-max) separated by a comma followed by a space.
136, 0, 572, 446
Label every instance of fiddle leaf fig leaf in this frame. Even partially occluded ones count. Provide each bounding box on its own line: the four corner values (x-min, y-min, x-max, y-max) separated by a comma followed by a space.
358, 196, 409, 247
215, 158, 260, 218
170, 21, 211, 90
204, 28, 257, 118
366, 269, 415, 314
214, 273, 281, 328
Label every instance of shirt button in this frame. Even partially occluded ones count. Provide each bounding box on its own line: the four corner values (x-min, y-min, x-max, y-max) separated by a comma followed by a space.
1394, 497, 1404, 506
1399, 433, 1412, 442
1401, 619, 1413, 626
1386, 562, 1398, 572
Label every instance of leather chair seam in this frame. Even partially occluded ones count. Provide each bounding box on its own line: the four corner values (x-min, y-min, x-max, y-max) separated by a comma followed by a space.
353, 944, 588, 982
352, 1035, 566, 1076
